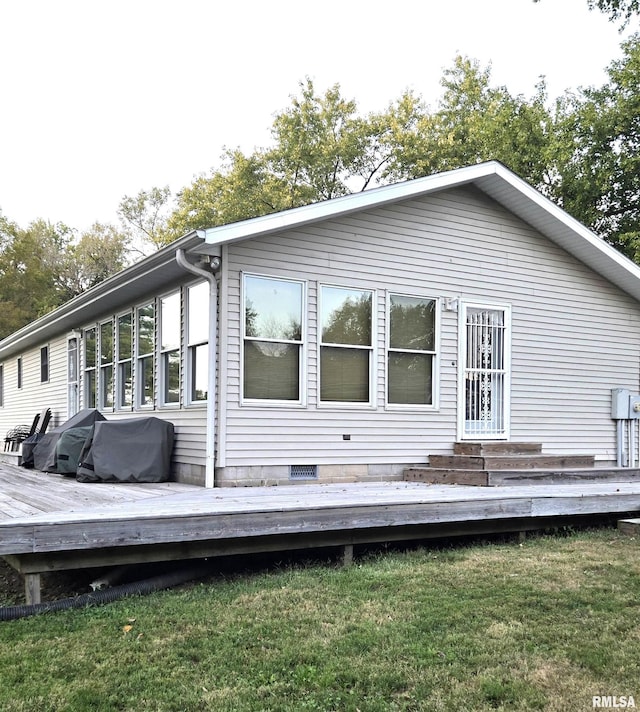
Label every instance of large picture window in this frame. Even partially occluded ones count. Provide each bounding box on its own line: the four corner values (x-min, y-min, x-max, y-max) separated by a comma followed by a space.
387, 294, 436, 406
136, 303, 155, 407
160, 291, 181, 405
187, 281, 209, 403
320, 286, 373, 404
243, 274, 304, 402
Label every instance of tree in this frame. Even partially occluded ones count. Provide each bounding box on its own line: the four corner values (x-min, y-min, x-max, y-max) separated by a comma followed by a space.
402, 56, 553, 190
534, 0, 639, 27
550, 34, 640, 260
118, 186, 173, 251
62, 223, 130, 294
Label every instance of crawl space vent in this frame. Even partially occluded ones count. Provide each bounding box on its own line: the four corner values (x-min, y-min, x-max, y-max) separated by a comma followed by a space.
289, 464, 318, 481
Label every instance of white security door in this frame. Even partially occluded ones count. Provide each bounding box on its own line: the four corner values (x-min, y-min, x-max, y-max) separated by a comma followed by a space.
459, 303, 511, 439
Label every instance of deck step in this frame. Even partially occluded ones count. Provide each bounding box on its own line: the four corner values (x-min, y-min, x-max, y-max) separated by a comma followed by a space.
453, 442, 542, 456
404, 467, 640, 487
429, 454, 596, 471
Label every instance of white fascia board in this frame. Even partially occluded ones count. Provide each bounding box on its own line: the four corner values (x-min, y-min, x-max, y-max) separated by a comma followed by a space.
0, 233, 206, 359
202, 159, 640, 303
201, 162, 500, 246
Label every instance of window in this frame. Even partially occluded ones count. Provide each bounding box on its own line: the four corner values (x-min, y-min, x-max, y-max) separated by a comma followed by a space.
67, 336, 79, 417
99, 321, 114, 409
17, 357, 22, 390
243, 274, 304, 402
0, 364, 4, 407
40, 346, 49, 383
387, 294, 437, 406
136, 303, 155, 407
187, 281, 209, 403
84, 328, 97, 408
320, 286, 373, 403
117, 313, 133, 409
160, 292, 181, 405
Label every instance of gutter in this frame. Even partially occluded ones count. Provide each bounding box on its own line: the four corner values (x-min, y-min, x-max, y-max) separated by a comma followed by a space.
175, 246, 220, 489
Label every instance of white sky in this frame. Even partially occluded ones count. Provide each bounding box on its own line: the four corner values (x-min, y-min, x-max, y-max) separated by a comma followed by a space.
0, 0, 634, 232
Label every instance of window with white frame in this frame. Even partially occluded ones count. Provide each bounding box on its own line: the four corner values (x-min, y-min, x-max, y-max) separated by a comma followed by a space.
187, 281, 209, 403
160, 291, 181, 405
320, 286, 373, 404
40, 346, 49, 383
0, 364, 4, 407
99, 320, 114, 409
84, 327, 97, 408
136, 303, 155, 407
387, 294, 436, 406
117, 313, 133, 409
243, 274, 304, 402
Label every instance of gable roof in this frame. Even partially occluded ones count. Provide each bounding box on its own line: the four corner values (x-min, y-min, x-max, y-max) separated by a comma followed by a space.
199, 160, 640, 302
1, 160, 639, 360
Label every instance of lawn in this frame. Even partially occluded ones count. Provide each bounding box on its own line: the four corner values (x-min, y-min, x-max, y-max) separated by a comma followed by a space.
0, 527, 639, 711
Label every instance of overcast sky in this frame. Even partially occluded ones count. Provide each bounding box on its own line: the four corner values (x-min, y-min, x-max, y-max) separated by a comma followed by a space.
0, 0, 634, 233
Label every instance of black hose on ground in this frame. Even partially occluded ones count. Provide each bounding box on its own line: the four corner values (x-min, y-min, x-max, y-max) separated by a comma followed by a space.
0, 562, 210, 621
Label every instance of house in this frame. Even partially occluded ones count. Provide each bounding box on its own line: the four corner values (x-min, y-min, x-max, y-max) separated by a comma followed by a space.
1, 160, 640, 488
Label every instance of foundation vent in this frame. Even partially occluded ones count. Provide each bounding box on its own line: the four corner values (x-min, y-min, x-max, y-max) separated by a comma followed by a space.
289, 464, 318, 481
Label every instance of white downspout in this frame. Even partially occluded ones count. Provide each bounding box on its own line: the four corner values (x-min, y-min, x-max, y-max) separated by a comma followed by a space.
176, 247, 220, 488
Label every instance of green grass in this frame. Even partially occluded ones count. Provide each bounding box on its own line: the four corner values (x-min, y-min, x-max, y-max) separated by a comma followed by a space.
1, 528, 639, 711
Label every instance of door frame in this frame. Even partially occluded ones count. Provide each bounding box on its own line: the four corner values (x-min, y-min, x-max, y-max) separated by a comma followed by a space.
457, 301, 512, 441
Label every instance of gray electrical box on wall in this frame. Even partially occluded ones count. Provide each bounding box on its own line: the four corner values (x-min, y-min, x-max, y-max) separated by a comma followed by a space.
612, 388, 631, 419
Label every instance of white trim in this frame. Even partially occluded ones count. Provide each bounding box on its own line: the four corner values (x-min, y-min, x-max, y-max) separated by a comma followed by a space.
384, 291, 441, 411
240, 271, 307, 407
457, 301, 512, 441
216, 245, 229, 468
157, 289, 182, 409
134, 300, 156, 410
317, 283, 376, 409
115, 310, 134, 411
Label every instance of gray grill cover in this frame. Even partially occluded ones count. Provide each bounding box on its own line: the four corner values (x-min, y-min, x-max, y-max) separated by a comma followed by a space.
55, 426, 93, 475
76, 417, 174, 483
33, 409, 106, 473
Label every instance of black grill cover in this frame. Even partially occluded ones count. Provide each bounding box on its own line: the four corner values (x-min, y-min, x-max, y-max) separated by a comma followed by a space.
76, 417, 174, 483
33, 409, 106, 473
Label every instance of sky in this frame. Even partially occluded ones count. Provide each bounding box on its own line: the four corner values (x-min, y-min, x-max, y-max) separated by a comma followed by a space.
0, 0, 635, 233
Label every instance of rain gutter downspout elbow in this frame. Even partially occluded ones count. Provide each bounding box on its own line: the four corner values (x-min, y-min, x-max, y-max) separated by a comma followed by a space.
176, 247, 220, 488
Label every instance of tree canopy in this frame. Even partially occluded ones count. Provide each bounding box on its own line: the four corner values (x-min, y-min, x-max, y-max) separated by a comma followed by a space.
4, 28, 640, 338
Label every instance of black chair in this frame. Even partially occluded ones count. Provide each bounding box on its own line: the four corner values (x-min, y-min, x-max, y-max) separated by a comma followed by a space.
4, 408, 51, 452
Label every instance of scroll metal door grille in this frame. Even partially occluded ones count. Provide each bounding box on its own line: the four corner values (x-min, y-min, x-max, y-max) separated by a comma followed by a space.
463, 306, 509, 439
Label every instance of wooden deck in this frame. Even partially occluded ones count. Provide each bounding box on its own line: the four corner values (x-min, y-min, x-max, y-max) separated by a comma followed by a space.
2, 461, 640, 604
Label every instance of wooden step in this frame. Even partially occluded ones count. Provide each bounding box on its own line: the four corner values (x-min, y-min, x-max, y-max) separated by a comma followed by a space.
404, 467, 640, 487
454, 442, 542, 456
429, 454, 596, 471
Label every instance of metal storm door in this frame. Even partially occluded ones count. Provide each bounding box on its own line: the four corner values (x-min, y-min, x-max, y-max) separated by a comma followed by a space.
459, 303, 511, 439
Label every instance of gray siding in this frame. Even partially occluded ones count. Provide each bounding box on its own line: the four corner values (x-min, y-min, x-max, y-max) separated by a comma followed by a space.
222, 186, 640, 467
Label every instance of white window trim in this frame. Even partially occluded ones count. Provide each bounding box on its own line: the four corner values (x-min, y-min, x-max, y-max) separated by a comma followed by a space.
317, 282, 376, 410
116, 311, 133, 411
240, 271, 307, 408
135, 301, 156, 410
158, 289, 182, 409
82, 327, 97, 408
185, 279, 209, 408
98, 319, 115, 412
384, 292, 441, 411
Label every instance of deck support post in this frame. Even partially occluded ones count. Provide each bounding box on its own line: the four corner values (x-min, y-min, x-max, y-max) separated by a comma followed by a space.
24, 573, 41, 605
341, 544, 354, 567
